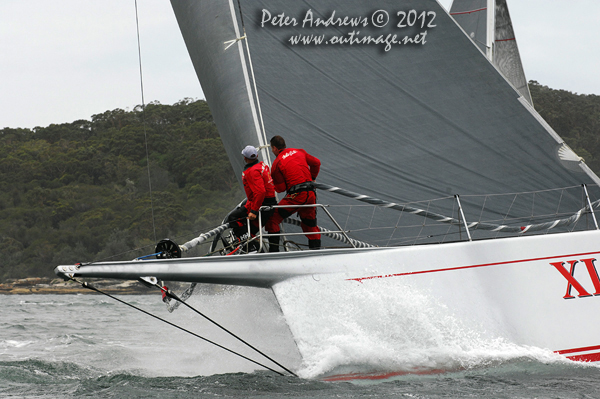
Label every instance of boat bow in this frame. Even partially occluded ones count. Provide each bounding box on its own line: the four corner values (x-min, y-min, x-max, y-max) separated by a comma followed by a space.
54, 247, 383, 288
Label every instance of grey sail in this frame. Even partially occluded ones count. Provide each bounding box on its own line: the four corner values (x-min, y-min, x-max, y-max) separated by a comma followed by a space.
493, 0, 533, 105
448, 0, 488, 54
170, 1, 271, 178
171, 0, 599, 247
450, 0, 533, 105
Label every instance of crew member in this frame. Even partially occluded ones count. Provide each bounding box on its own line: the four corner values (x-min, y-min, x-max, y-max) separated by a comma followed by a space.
266, 136, 321, 250
226, 145, 277, 252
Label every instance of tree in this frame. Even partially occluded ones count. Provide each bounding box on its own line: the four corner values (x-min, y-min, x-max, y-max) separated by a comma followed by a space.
0, 99, 242, 281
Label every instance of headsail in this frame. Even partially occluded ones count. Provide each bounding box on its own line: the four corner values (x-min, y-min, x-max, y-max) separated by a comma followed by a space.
450, 0, 533, 104
171, 0, 599, 246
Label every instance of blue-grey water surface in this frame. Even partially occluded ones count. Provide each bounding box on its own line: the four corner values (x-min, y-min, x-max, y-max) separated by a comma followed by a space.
2, 291, 600, 398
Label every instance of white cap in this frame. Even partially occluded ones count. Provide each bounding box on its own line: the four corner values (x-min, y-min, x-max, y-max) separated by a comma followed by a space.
241, 145, 258, 159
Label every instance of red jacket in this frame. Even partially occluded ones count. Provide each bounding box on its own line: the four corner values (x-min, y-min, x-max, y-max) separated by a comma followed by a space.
271, 148, 321, 193
242, 161, 275, 214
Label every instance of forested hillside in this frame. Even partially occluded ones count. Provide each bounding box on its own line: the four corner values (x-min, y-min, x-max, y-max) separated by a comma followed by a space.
529, 81, 600, 172
1, 83, 599, 281
0, 99, 242, 281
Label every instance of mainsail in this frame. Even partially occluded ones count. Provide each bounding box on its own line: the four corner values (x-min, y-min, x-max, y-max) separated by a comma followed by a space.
449, 0, 533, 104
171, 0, 599, 247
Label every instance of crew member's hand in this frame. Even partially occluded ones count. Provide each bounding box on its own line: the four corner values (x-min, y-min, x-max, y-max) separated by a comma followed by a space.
248, 212, 257, 221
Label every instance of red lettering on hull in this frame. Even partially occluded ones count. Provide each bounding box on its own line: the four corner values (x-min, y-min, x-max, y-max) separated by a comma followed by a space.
550, 258, 600, 299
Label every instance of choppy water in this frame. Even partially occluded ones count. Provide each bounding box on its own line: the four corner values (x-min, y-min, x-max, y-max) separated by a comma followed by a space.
2, 289, 600, 398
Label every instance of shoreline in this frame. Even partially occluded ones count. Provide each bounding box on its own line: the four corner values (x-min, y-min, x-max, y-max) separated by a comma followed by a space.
0, 277, 158, 295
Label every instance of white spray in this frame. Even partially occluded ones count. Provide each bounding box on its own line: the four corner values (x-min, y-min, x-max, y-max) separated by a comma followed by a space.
272, 273, 567, 379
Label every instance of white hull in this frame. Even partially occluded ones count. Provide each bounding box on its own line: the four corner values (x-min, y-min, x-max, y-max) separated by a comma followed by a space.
56, 229, 600, 363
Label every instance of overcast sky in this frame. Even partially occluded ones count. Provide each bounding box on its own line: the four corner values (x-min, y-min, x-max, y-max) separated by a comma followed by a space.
1, 0, 599, 129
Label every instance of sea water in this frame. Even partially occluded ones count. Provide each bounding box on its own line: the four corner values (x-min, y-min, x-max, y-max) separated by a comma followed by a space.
1, 286, 600, 398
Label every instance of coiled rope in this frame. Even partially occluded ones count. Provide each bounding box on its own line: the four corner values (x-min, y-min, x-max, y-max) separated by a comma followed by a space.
180, 224, 229, 252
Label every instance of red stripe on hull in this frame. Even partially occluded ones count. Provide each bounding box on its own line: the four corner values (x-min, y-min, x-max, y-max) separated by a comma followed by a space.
323, 350, 600, 382
322, 369, 446, 382
348, 250, 600, 283
556, 344, 600, 355
566, 352, 600, 362
555, 344, 600, 362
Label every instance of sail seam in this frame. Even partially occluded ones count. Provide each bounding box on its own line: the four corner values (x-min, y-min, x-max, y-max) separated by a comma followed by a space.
450, 7, 487, 16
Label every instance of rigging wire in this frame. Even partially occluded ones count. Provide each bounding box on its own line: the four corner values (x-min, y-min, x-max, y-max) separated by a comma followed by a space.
134, 0, 157, 243
234, 0, 271, 165
68, 277, 292, 377
315, 182, 600, 234
157, 284, 298, 377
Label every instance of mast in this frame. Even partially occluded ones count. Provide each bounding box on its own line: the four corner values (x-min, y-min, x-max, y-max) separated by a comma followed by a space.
486, 0, 495, 60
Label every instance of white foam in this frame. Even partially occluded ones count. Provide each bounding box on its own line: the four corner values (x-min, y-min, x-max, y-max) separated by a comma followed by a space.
1, 340, 33, 348
272, 275, 570, 379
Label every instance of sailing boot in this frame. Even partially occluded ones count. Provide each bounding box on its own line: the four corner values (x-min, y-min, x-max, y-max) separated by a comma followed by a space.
246, 237, 260, 253
308, 239, 321, 250
268, 236, 280, 253
230, 224, 246, 245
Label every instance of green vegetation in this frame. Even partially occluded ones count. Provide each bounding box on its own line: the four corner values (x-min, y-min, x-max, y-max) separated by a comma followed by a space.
529, 81, 600, 172
0, 99, 242, 281
1, 83, 599, 281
